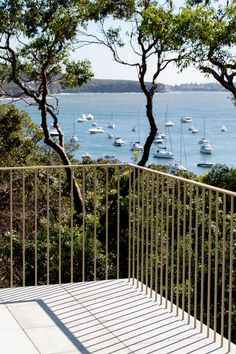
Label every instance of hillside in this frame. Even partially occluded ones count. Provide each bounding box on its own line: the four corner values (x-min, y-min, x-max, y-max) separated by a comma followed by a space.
63, 79, 166, 93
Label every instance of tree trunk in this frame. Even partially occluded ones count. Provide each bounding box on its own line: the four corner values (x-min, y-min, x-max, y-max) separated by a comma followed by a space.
138, 92, 157, 166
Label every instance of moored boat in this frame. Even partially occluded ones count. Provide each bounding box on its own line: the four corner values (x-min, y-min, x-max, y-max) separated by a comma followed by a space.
165, 120, 175, 127
77, 114, 87, 122
170, 162, 187, 173
197, 162, 215, 168
89, 126, 104, 134
200, 141, 213, 154
107, 122, 115, 128
70, 135, 78, 142
191, 128, 198, 134
86, 113, 94, 120
221, 125, 228, 132
153, 148, 174, 159
114, 137, 124, 146
104, 153, 116, 159
130, 141, 143, 151
82, 152, 91, 159
180, 116, 192, 123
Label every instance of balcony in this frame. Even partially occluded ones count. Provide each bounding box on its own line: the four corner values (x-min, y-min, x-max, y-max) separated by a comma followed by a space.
0, 164, 235, 353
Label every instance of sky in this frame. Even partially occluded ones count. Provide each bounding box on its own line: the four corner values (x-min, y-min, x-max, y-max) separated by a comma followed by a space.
75, 0, 222, 85
77, 44, 213, 85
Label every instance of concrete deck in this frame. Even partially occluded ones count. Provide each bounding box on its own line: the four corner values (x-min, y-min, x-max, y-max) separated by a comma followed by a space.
0, 279, 234, 354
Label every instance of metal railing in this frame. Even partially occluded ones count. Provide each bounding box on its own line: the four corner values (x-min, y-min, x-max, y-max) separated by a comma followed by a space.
0, 163, 235, 350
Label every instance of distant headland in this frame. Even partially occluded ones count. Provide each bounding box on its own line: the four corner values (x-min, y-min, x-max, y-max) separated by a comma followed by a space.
63, 79, 226, 93
0, 79, 226, 97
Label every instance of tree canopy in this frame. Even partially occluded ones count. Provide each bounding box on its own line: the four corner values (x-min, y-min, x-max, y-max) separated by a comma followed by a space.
0, 0, 97, 215
181, 0, 236, 103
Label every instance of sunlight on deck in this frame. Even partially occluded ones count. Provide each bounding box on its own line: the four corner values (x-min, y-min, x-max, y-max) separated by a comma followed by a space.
0, 279, 233, 354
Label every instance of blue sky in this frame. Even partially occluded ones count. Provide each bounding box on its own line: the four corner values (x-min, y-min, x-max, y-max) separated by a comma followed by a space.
75, 0, 219, 85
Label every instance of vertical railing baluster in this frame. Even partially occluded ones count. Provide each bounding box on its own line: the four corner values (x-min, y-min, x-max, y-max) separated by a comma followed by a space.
94, 167, 97, 281
207, 190, 212, 337
182, 181, 187, 320
228, 195, 234, 352
105, 167, 109, 280
221, 193, 226, 347
128, 167, 132, 282
145, 172, 149, 295
117, 166, 120, 279
150, 172, 154, 298
165, 177, 169, 309
170, 178, 175, 312
176, 180, 181, 316
160, 176, 164, 305
58, 169, 62, 284
141, 170, 145, 292
194, 186, 199, 328
200, 188, 205, 332
46, 169, 50, 285
214, 191, 219, 341
34, 170, 38, 286
22, 171, 26, 287
136, 168, 140, 288
82, 166, 85, 282
70, 168, 74, 283
188, 184, 193, 324
10, 170, 13, 288
132, 168, 136, 286
155, 174, 160, 302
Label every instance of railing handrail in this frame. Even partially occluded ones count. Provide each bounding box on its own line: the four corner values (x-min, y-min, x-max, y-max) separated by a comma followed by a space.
1, 163, 235, 197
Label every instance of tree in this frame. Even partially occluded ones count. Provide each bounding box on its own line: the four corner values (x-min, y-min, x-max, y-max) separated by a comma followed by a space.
0, 0, 95, 216
181, 0, 236, 103
79, 0, 189, 166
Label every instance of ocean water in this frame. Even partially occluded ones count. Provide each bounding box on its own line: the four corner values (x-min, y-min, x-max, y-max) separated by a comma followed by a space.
12, 91, 236, 175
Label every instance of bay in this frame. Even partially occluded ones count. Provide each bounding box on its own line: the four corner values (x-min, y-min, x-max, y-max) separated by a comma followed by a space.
13, 91, 236, 175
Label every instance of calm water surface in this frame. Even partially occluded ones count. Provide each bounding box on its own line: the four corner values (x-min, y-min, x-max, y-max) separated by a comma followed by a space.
14, 91, 236, 175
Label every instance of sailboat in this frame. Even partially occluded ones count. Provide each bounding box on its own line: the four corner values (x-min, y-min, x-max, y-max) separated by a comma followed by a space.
199, 118, 213, 154
107, 114, 115, 128
170, 124, 187, 173
70, 118, 78, 142
153, 126, 174, 159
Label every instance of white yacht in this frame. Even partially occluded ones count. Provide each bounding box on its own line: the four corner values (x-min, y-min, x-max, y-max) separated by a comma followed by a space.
221, 125, 228, 132
114, 137, 124, 146
77, 114, 87, 122
191, 128, 199, 134
170, 162, 187, 173
154, 132, 165, 144
200, 141, 213, 154
70, 135, 78, 142
86, 113, 94, 120
130, 141, 143, 151
198, 137, 209, 145
153, 148, 174, 159
180, 116, 192, 123
89, 126, 104, 134
49, 129, 59, 137
82, 152, 91, 159
165, 120, 175, 127
107, 122, 115, 128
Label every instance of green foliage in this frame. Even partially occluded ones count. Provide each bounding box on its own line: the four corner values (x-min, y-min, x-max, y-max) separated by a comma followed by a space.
0, 103, 43, 166
200, 163, 236, 191
61, 59, 94, 88
180, 0, 236, 102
